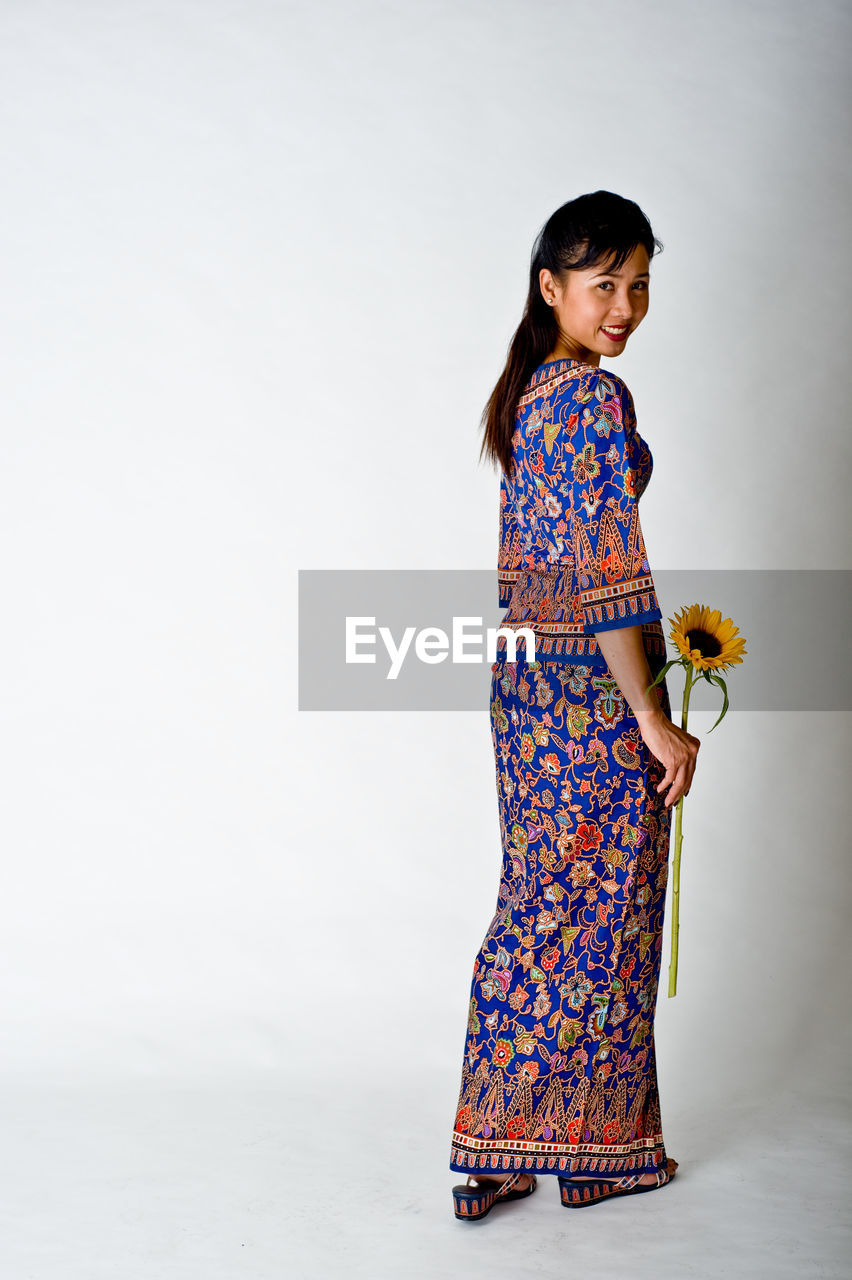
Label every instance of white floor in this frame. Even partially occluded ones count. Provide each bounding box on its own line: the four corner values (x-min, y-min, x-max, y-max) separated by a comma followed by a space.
1, 1070, 849, 1280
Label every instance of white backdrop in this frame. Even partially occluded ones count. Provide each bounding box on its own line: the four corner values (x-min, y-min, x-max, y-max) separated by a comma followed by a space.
1, 1, 850, 1277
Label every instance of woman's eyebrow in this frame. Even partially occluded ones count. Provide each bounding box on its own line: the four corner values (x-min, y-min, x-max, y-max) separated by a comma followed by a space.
591, 269, 651, 279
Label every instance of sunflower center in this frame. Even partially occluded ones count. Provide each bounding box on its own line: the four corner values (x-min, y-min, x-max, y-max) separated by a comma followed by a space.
685, 628, 722, 658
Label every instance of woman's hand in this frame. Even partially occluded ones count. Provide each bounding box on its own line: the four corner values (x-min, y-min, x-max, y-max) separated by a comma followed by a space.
587, 625, 701, 808
637, 709, 701, 808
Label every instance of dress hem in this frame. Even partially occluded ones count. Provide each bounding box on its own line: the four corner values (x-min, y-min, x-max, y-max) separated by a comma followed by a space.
449, 1138, 667, 1179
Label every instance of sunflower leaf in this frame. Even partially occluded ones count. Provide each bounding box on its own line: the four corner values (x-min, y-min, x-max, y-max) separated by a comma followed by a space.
705, 672, 730, 731
645, 657, 682, 692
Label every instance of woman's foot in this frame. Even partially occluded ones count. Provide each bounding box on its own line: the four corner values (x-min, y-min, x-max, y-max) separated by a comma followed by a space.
452, 1169, 538, 1221
467, 1171, 535, 1192
570, 1157, 678, 1187
573, 1172, 657, 1185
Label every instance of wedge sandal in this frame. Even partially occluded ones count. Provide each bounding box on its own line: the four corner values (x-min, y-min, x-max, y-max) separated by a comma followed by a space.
452, 1170, 538, 1221
558, 1157, 678, 1208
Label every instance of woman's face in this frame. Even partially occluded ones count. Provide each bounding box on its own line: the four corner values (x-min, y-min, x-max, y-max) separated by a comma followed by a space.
540, 243, 651, 364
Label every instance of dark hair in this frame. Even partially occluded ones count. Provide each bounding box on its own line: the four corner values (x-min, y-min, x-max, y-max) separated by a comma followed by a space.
479, 190, 663, 475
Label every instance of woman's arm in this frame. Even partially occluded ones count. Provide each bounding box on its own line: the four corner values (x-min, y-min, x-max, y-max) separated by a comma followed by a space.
592, 624, 661, 724
593, 623, 701, 809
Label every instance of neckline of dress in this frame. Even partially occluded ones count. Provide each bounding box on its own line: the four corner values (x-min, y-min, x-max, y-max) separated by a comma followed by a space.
535, 357, 608, 375
525, 357, 611, 394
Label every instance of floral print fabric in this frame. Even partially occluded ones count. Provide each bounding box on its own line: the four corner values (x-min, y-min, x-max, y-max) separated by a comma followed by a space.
449, 654, 674, 1179
497, 359, 666, 666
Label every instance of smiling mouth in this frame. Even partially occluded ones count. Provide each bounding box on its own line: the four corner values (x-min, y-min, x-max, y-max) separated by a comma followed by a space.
601, 325, 629, 339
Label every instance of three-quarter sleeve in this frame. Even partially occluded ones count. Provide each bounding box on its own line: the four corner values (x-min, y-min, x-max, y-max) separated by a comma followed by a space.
570, 374, 663, 632
498, 467, 523, 607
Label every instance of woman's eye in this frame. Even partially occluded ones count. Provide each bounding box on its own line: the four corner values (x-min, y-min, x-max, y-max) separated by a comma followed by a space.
597, 280, 648, 291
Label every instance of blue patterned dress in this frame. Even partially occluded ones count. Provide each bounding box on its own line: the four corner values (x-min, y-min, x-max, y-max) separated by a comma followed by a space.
449, 358, 674, 1181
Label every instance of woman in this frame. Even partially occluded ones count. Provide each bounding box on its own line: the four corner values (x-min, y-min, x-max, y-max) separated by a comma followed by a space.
449, 191, 700, 1221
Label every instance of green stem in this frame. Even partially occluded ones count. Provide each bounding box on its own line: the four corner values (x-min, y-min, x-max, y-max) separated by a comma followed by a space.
667, 663, 694, 998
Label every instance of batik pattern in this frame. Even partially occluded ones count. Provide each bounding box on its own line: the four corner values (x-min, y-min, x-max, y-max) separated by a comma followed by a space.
449, 653, 674, 1179
497, 359, 665, 666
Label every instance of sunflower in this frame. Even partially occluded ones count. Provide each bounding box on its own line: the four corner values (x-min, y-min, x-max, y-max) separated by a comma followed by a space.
644, 601, 749, 1000
669, 604, 747, 672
